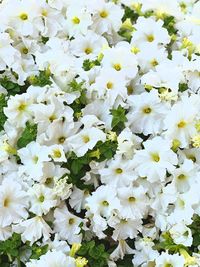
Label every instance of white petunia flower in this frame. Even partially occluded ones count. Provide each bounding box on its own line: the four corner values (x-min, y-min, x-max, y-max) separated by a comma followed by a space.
133, 136, 178, 182
54, 205, 83, 244
29, 184, 57, 216
13, 216, 52, 245
127, 90, 169, 135
68, 127, 106, 157
155, 251, 184, 267
0, 179, 28, 227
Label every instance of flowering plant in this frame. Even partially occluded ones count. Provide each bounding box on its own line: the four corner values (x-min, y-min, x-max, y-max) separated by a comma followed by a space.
0, 0, 200, 266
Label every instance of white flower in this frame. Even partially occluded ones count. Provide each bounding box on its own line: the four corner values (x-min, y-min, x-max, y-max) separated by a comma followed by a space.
117, 186, 149, 219
164, 96, 199, 147
155, 251, 184, 267
70, 31, 108, 60
65, 5, 92, 37
90, 68, 128, 106
54, 206, 83, 244
4, 93, 33, 127
68, 127, 106, 157
127, 90, 169, 135
0, 179, 28, 227
109, 216, 142, 241
86, 185, 121, 219
18, 141, 51, 180
172, 159, 197, 193
133, 136, 178, 182
169, 223, 193, 247
102, 44, 138, 79
28, 250, 76, 267
131, 17, 170, 47
0, 32, 20, 70
48, 144, 67, 162
29, 184, 57, 216
110, 240, 134, 261
99, 155, 137, 187
13, 216, 52, 245
90, 0, 124, 34
53, 177, 72, 201
69, 187, 89, 213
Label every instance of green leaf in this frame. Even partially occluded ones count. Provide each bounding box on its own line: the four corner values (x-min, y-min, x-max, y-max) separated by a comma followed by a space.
82, 59, 101, 71
77, 240, 109, 267
0, 94, 7, 131
0, 78, 21, 95
111, 105, 127, 132
68, 79, 85, 93
17, 122, 37, 148
122, 6, 139, 23
28, 70, 52, 87
163, 16, 177, 36
30, 244, 48, 260
179, 83, 188, 92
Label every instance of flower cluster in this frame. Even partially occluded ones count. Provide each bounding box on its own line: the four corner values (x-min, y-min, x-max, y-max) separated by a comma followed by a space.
1, 0, 200, 266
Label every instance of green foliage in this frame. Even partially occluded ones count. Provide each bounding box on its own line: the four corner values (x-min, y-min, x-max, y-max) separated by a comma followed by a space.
17, 122, 37, 148
0, 94, 7, 131
30, 244, 48, 260
116, 255, 134, 267
0, 77, 21, 95
122, 6, 139, 23
111, 105, 127, 133
0, 233, 21, 259
41, 36, 49, 44
82, 59, 101, 71
0, 233, 48, 266
70, 90, 87, 120
189, 215, 200, 249
77, 240, 109, 267
179, 83, 188, 92
65, 140, 117, 190
163, 16, 177, 36
68, 79, 85, 93
153, 232, 188, 254
28, 70, 52, 87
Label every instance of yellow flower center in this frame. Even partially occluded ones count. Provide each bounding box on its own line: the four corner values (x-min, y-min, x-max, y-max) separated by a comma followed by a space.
106, 82, 113, 89
187, 155, 196, 163
84, 47, 93, 54
128, 196, 136, 202
49, 114, 57, 122
58, 136, 66, 144
33, 155, 39, 164
53, 149, 62, 158
151, 153, 160, 162
42, 9, 48, 17
22, 47, 28, 54
39, 195, 45, 202
72, 16, 80, 24
115, 168, 123, 174
69, 218, 75, 225
146, 34, 154, 42
113, 63, 121, 71
177, 120, 187, 128
100, 10, 108, 18
150, 59, 158, 67
131, 46, 140, 54
17, 103, 27, 112
3, 197, 10, 207
82, 135, 90, 143
177, 174, 186, 180
19, 13, 28, 21
102, 200, 109, 206
143, 107, 152, 114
